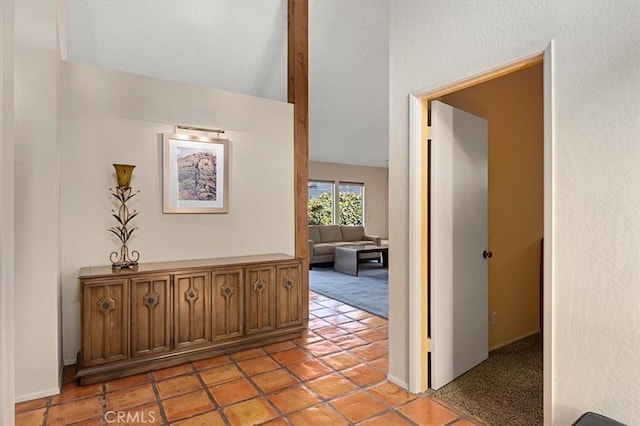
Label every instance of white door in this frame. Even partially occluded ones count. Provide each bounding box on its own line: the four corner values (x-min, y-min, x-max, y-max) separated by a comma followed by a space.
430, 100, 489, 390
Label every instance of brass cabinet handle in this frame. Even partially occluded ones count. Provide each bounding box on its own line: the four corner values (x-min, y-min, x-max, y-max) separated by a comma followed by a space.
185, 289, 198, 302
98, 297, 115, 313
143, 292, 159, 308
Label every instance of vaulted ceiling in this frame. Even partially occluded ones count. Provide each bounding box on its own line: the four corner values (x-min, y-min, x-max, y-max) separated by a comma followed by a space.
66, 0, 389, 168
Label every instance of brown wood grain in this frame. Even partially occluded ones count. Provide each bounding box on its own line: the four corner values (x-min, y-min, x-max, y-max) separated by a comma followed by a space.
82, 279, 128, 367
245, 266, 276, 334
276, 263, 303, 328
78, 256, 304, 384
173, 271, 212, 349
288, 0, 310, 326
130, 275, 171, 358
212, 268, 244, 341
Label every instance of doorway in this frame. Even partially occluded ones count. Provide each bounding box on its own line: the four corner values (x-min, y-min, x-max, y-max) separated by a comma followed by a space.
407, 49, 553, 422
438, 62, 544, 355
430, 62, 544, 424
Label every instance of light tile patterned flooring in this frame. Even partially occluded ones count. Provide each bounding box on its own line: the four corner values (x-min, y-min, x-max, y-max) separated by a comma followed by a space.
15, 292, 484, 425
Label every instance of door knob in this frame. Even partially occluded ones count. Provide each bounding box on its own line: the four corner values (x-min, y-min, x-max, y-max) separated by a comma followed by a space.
483, 250, 493, 259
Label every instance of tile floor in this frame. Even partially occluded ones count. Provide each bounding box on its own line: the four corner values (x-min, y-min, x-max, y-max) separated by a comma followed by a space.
15, 292, 485, 425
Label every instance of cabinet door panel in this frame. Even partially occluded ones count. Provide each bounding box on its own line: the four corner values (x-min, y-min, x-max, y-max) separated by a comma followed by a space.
82, 278, 128, 366
131, 275, 171, 357
276, 263, 303, 328
174, 271, 211, 349
245, 266, 276, 334
212, 268, 244, 341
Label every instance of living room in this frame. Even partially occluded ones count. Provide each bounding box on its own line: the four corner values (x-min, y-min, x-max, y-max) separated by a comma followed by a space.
308, 161, 389, 320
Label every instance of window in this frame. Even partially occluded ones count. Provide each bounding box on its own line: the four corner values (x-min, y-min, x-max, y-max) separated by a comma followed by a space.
308, 180, 365, 226
338, 182, 364, 225
308, 180, 334, 225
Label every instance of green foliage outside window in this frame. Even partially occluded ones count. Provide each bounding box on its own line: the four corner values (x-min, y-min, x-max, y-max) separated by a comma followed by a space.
308, 192, 333, 225
339, 192, 363, 225
308, 191, 363, 225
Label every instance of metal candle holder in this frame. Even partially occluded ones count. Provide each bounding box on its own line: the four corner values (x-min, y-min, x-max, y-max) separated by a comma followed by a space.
109, 164, 140, 270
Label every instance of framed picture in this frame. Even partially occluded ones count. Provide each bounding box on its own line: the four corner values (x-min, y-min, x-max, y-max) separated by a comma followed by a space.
163, 133, 229, 213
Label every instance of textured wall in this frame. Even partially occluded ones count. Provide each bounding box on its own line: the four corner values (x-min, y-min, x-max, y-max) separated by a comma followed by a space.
67, 1, 287, 102
308, 1, 389, 167
66, 1, 391, 168
1, 0, 16, 421
389, 1, 640, 424
13, 0, 62, 402
60, 62, 295, 366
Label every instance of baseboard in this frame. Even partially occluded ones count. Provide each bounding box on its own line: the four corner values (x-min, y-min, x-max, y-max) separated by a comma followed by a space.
386, 373, 409, 391
15, 386, 60, 403
489, 329, 541, 352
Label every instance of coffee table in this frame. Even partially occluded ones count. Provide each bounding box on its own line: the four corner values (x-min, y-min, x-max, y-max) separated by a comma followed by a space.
333, 244, 389, 277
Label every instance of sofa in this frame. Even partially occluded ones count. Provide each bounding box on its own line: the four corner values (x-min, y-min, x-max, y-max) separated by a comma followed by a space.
308, 225, 382, 265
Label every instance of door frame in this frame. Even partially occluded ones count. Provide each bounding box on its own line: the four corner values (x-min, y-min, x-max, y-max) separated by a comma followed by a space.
407, 43, 554, 422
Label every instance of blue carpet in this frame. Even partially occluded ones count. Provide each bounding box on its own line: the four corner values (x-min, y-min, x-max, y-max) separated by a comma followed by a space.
309, 262, 388, 319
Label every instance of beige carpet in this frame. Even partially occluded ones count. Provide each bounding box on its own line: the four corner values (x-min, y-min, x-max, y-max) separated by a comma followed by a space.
430, 333, 543, 426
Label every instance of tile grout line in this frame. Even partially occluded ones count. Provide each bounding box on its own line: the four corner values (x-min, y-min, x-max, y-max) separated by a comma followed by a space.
149, 370, 171, 425
42, 396, 53, 426
194, 349, 297, 422
185, 302, 371, 422
432, 394, 486, 426
101, 381, 107, 426
230, 351, 294, 423
228, 325, 366, 424
198, 347, 323, 423
289, 305, 395, 424
172, 329, 394, 424
259, 353, 353, 424
100, 371, 166, 423
191, 361, 234, 426
308, 296, 441, 425
298, 321, 388, 384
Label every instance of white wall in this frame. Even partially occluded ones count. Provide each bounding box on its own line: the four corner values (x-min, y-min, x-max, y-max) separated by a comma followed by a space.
65, 0, 390, 169
309, 161, 388, 239
66, 0, 287, 102
0, 0, 16, 422
389, 1, 640, 424
14, 0, 62, 402
60, 61, 295, 365
308, 1, 389, 167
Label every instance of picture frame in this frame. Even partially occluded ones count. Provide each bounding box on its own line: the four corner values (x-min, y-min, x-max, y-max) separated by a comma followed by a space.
162, 133, 229, 213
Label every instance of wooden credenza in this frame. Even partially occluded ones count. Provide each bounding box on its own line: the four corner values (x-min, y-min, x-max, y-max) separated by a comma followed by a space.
77, 254, 306, 384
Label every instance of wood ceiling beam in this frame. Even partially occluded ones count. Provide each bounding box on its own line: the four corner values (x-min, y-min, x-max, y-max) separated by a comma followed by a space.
288, 0, 309, 324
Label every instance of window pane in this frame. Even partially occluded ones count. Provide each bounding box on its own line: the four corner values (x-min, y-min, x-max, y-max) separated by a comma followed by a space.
308, 181, 333, 225
339, 183, 364, 225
